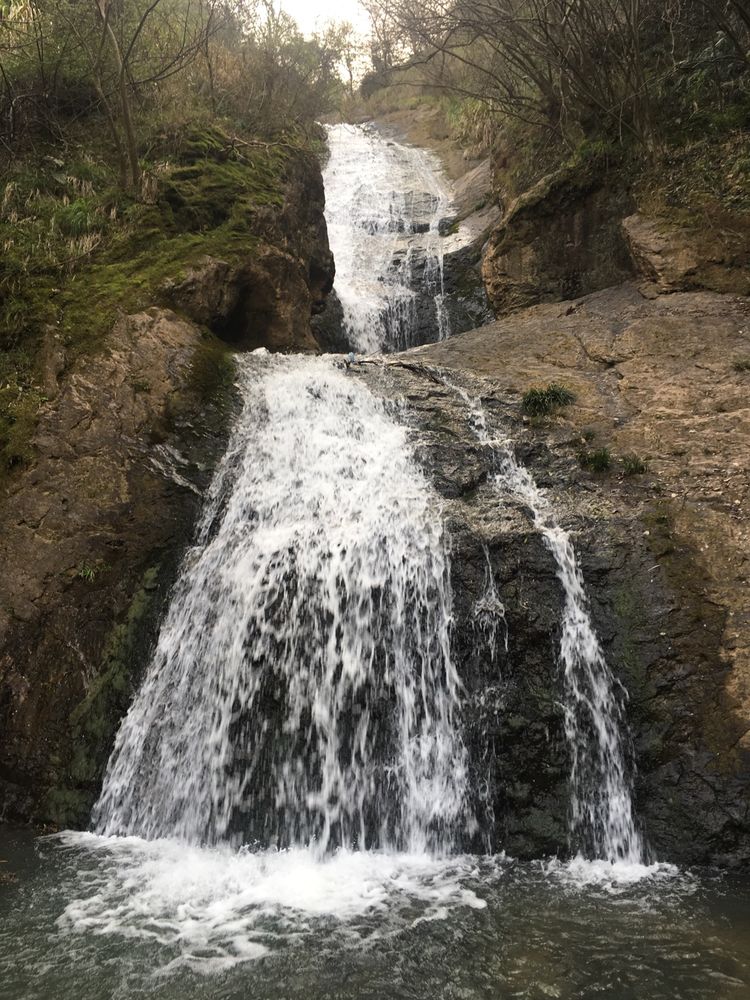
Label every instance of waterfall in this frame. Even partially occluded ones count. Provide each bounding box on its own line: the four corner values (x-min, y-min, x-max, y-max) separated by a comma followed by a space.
444, 378, 644, 864
93, 355, 468, 856
92, 125, 644, 872
323, 123, 452, 354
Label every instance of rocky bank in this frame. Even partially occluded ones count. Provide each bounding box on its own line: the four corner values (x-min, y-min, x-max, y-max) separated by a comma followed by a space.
354, 281, 750, 866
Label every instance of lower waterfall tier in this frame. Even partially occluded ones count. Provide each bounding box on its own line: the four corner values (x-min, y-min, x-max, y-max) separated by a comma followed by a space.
93, 355, 468, 854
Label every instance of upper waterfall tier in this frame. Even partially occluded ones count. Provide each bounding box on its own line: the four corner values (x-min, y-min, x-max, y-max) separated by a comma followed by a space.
322, 123, 453, 354
92, 354, 468, 854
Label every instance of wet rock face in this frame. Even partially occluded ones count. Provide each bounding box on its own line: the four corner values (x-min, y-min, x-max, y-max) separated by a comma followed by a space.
442, 241, 495, 336
356, 365, 573, 857
311, 241, 492, 354
359, 334, 750, 866
0, 310, 235, 826
449, 520, 572, 858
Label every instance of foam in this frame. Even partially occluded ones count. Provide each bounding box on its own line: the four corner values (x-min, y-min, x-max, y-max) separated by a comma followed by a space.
544, 854, 681, 889
53, 833, 487, 973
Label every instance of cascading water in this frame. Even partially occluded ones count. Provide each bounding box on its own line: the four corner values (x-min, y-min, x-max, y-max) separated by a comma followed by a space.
444, 378, 644, 865
472, 546, 508, 665
0, 116, 709, 1000
323, 123, 453, 353
93, 355, 468, 857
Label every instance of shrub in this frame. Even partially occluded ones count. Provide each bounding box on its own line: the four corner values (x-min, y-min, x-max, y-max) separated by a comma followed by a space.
522, 383, 576, 417
733, 358, 750, 372
579, 447, 612, 473
622, 453, 647, 476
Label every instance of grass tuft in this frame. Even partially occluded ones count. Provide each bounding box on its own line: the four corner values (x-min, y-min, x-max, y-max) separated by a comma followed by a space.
522, 383, 576, 417
621, 453, 647, 476
579, 447, 612, 473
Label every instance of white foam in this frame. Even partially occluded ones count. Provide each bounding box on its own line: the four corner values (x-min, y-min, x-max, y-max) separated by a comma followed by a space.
92, 355, 468, 854
544, 854, 680, 889
53, 832, 487, 973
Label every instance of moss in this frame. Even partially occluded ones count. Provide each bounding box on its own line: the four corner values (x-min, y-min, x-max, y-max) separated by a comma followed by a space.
0, 374, 46, 476
0, 123, 297, 476
54, 566, 161, 805
56, 134, 281, 354
43, 788, 93, 829
188, 335, 236, 405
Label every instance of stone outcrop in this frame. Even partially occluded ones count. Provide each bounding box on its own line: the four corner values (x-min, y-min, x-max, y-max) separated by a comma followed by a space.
623, 212, 750, 297
366, 283, 750, 865
0, 310, 233, 825
165, 249, 322, 353
164, 145, 334, 352
482, 163, 635, 316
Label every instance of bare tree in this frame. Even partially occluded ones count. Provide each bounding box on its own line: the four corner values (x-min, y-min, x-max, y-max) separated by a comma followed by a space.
361, 0, 747, 149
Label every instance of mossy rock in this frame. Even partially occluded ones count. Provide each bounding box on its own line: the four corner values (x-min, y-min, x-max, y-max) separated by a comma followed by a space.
42, 565, 163, 826
0, 122, 298, 479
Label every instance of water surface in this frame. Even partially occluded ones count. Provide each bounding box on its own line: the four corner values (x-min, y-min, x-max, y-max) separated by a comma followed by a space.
2, 828, 748, 1000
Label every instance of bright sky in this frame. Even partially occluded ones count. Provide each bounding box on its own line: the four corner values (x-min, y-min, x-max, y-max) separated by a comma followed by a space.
279, 0, 371, 37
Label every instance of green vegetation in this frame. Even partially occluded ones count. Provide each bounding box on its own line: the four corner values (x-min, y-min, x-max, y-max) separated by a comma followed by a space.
621, 453, 648, 477
733, 358, 750, 372
0, 124, 292, 482
0, 349, 46, 472
76, 560, 109, 582
579, 447, 613, 473
188, 336, 236, 406
0, 0, 356, 484
56, 565, 162, 818
522, 383, 576, 417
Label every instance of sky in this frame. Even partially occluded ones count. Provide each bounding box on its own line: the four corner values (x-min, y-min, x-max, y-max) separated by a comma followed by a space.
279, 0, 371, 37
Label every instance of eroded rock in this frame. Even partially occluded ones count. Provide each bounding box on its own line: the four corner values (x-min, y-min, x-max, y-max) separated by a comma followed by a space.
623, 212, 750, 296
163, 143, 335, 352
482, 164, 635, 316
387, 284, 750, 865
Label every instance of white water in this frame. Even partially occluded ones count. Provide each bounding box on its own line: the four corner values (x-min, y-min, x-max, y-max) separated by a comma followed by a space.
472, 546, 508, 664
54, 831, 487, 975
323, 123, 453, 353
94, 354, 468, 856
445, 378, 645, 865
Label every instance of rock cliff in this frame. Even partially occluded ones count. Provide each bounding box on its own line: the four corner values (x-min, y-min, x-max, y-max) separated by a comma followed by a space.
362, 282, 750, 866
